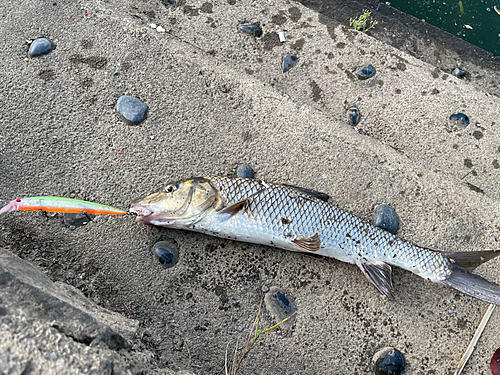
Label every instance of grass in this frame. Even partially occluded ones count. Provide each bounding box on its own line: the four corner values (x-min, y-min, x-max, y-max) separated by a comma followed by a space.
350, 10, 378, 32
461, 165, 479, 180
227, 293, 296, 375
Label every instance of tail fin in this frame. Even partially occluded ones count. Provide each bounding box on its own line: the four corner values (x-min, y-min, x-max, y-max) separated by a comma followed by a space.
443, 250, 500, 269
442, 264, 500, 305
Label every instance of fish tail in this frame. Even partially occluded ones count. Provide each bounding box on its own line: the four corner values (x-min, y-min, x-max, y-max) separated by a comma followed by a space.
441, 250, 500, 304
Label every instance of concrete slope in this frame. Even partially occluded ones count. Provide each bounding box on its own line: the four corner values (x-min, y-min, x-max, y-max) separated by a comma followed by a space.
112, 0, 500, 201
0, 0, 500, 374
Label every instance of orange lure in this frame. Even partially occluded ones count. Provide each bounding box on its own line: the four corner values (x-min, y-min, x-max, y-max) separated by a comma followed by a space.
0, 196, 126, 216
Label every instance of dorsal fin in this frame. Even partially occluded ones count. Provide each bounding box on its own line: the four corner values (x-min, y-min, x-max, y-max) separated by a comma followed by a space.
291, 232, 321, 252
357, 261, 394, 300
283, 184, 330, 202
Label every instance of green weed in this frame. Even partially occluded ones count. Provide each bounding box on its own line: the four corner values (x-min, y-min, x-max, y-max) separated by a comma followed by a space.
227, 294, 296, 375
350, 10, 378, 32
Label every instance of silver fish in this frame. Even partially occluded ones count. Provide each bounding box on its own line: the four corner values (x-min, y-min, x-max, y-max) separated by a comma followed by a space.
130, 176, 500, 304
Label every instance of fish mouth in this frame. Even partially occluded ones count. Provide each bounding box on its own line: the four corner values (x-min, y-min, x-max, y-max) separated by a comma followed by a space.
129, 205, 176, 225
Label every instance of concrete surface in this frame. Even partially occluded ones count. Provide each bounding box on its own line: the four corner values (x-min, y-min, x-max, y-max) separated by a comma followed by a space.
1, 0, 500, 374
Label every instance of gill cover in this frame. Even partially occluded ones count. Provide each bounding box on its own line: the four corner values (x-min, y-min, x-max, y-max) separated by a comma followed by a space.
131, 178, 221, 226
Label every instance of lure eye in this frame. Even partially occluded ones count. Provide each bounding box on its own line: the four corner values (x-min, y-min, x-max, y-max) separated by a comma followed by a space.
16, 199, 21, 202
165, 182, 179, 193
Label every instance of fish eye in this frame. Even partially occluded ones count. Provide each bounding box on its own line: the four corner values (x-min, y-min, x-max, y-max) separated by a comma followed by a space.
165, 182, 179, 193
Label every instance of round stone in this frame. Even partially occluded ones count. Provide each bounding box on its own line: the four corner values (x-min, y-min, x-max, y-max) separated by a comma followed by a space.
239, 24, 263, 37
347, 108, 361, 125
453, 67, 466, 79
282, 54, 298, 73
355, 64, 376, 80
152, 239, 179, 268
449, 113, 469, 128
373, 204, 398, 235
372, 347, 405, 375
28, 38, 53, 58
261, 285, 269, 293
116, 96, 148, 125
235, 164, 254, 179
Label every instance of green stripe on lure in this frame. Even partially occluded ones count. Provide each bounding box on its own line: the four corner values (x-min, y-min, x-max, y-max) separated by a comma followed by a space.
0, 196, 127, 216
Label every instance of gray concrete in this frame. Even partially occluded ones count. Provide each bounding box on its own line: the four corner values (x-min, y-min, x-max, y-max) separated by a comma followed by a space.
1, 0, 500, 374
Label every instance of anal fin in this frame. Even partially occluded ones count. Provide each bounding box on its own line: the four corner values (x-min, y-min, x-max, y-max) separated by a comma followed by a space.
357, 262, 394, 300
291, 232, 321, 252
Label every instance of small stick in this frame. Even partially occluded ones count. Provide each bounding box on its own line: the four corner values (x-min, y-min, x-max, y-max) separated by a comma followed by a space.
453, 303, 496, 375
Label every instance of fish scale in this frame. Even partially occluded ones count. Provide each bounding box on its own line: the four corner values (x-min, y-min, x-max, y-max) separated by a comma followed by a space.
205, 177, 449, 280
131, 176, 500, 304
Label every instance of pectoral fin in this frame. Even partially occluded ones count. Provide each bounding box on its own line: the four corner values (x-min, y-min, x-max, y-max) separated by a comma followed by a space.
218, 188, 266, 217
357, 261, 394, 300
291, 232, 321, 252
219, 199, 247, 217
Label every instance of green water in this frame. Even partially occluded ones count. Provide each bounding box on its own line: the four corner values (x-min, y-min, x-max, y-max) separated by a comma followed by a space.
382, 0, 500, 56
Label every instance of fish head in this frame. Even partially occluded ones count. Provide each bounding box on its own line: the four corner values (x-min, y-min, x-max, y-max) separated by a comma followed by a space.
130, 178, 221, 227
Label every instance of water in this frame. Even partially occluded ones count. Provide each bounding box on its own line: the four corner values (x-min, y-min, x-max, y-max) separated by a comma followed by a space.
382, 0, 500, 56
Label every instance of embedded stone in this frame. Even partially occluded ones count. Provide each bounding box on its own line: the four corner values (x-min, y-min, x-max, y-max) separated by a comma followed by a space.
264, 287, 296, 328
116, 96, 148, 125
372, 347, 405, 375
373, 204, 398, 235
235, 164, 254, 179
449, 113, 469, 128
28, 38, 53, 58
355, 64, 376, 80
152, 239, 179, 268
347, 108, 360, 125
282, 54, 298, 73
239, 24, 262, 37
453, 67, 466, 79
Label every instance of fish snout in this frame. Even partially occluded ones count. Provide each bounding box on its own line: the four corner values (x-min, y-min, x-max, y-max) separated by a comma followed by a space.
129, 205, 153, 220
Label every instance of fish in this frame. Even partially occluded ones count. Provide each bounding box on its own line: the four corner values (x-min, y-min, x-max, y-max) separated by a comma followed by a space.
130, 176, 500, 304
0, 196, 127, 215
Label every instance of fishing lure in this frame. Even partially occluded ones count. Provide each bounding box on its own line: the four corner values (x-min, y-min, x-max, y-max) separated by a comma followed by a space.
0, 196, 126, 216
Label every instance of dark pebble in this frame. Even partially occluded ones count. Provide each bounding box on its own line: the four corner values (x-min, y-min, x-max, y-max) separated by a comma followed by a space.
152, 239, 179, 268
373, 204, 398, 235
63, 213, 94, 228
116, 96, 148, 125
264, 287, 296, 328
372, 347, 405, 375
449, 113, 469, 128
28, 38, 53, 58
347, 108, 360, 125
453, 67, 466, 79
235, 164, 254, 178
239, 24, 263, 37
355, 64, 376, 80
282, 54, 298, 73
275, 292, 291, 311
